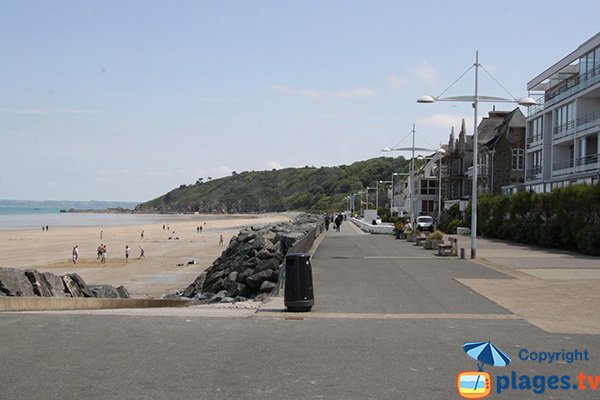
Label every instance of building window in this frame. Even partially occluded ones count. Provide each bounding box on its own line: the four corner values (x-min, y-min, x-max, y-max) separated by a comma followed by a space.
553, 102, 575, 135
528, 117, 543, 143
512, 149, 524, 170
421, 200, 434, 213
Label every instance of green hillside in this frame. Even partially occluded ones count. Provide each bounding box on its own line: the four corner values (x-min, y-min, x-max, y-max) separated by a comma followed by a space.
135, 157, 412, 213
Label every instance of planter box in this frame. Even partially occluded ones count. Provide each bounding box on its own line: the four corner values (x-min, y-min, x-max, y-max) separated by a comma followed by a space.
423, 240, 434, 250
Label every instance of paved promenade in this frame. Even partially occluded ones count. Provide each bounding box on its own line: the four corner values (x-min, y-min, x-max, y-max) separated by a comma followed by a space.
446, 231, 600, 334
1, 220, 599, 399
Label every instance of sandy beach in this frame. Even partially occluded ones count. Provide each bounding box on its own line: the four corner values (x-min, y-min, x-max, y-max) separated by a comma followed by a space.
0, 213, 291, 298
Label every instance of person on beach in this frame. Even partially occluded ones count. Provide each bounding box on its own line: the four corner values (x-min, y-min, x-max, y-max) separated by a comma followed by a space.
197, 226, 200, 234
140, 230, 144, 239
200, 226, 203, 233
125, 245, 130, 262
219, 234, 224, 246
162, 224, 165, 231
101, 244, 107, 264
72, 246, 79, 264
97, 244, 103, 260
100, 230, 103, 239
42, 226, 45, 231
139, 245, 145, 258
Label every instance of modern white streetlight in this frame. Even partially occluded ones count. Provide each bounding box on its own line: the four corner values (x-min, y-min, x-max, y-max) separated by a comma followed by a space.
429, 148, 447, 223
382, 124, 435, 227
366, 187, 376, 210
418, 51, 536, 259
390, 173, 400, 216
378, 179, 393, 214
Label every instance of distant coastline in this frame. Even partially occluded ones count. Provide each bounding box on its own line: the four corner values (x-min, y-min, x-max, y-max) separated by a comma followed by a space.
0, 199, 140, 216
59, 207, 134, 214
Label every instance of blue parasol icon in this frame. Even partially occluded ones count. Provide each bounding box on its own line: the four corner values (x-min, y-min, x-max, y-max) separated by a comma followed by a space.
463, 341, 511, 371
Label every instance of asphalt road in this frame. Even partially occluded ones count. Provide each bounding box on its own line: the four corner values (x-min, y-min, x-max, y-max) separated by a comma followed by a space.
1, 221, 599, 400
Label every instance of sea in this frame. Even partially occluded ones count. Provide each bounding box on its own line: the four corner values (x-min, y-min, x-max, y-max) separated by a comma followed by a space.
0, 200, 222, 230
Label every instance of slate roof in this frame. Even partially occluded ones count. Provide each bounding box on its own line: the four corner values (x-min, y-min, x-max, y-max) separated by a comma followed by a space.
478, 108, 525, 148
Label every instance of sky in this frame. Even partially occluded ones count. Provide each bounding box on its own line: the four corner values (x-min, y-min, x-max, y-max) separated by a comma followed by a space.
1, 1, 599, 202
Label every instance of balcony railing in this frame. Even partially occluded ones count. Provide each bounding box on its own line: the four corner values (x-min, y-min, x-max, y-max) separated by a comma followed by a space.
527, 133, 543, 148
575, 152, 600, 172
576, 109, 600, 133
544, 64, 600, 108
527, 95, 545, 117
553, 119, 575, 139
552, 153, 600, 176
526, 165, 542, 180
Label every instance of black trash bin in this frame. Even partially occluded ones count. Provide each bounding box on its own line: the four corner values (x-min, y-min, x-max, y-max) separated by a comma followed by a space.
284, 253, 314, 312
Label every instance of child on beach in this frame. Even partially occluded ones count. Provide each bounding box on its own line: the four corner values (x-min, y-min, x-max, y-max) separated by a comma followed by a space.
219, 234, 224, 246
72, 246, 79, 264
125, 245, 130, 262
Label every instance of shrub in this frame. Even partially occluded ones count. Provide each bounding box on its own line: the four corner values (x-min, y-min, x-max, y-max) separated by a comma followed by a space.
427, 229, 444, 241
446, 219, 463, 234
538, 219, 562, 248
576, 224, 600, 256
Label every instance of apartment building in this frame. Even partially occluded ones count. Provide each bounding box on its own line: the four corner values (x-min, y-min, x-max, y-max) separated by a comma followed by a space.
525, 32, 600, 192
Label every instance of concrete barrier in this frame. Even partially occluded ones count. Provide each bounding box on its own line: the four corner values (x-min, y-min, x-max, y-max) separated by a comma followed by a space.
350, 218, 395, 234
0, 297, 190, 312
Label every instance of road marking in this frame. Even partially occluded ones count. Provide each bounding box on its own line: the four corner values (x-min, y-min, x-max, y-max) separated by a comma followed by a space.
255, 311, 520, 320
364, 256, 445, 259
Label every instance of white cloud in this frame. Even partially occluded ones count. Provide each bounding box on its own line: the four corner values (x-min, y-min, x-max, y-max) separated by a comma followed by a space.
411, 61, 438, 84
215, 166, 233, 177
0, 108, 105, 115
417, 113, 467, 130
388, 75, 407, 91
265, 160, 283, 170
271, 85, 375, 99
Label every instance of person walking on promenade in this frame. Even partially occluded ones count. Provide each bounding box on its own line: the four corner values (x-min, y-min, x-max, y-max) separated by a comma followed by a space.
125, 245, 130, 262
324, 214, 330, 231
334, 213, 343, 232
139, 245, 145, 259
72, 246, 79, 264
219, 234, 224, 246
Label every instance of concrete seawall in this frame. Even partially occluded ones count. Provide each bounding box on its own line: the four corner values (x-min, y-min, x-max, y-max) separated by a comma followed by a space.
0, 297, 190, 312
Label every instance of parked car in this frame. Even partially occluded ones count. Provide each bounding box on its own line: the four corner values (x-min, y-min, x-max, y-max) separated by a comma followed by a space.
416, 216, 434, 232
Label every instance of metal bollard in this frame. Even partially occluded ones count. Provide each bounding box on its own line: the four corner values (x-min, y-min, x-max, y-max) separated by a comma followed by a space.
460, 248, 465, 259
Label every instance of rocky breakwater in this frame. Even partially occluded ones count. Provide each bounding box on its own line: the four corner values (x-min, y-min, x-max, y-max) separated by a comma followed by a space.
0, 267, 129, 299
179, 214, 323, 304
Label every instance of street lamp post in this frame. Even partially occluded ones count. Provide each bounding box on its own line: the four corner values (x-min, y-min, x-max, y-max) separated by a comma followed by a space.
378, 180, 393, 215
436, 149, 446, 223
382, 124, 434, 227
375, 181, 379, 212
390, 173, 399, 216
417, 51, 536, 259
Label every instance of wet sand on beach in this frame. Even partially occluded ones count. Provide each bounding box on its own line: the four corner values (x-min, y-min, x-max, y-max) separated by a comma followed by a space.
0, 214, 291, 298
